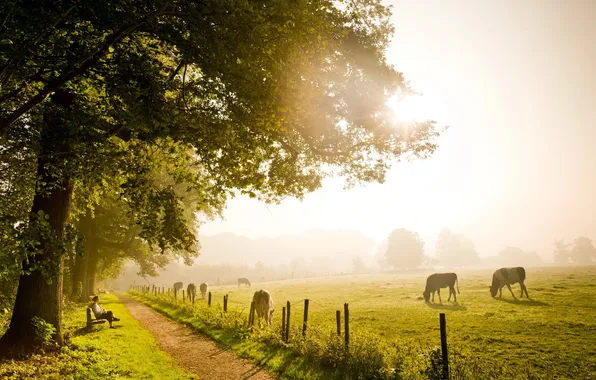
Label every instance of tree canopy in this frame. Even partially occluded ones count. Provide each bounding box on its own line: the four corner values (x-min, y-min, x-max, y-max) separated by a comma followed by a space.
435, 228, 480, 267
385, 228, 425, 270
0, 0, 441, 349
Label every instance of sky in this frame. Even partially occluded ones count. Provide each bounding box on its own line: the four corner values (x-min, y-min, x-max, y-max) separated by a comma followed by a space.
200, 0, 596, 259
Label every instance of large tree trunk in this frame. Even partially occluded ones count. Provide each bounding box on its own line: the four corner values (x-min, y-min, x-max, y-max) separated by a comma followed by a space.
0, 91, 74, 350
0, 164, 73, 347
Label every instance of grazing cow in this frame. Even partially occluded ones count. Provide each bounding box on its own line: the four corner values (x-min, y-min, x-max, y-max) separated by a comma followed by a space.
187, 283, 196, 301
423, 273, 460, 303
252, 289, 274, 326
238, 277, 251, 287
490, 267, 529, 299
173, 282, 183, 296
199, 283, 208, 299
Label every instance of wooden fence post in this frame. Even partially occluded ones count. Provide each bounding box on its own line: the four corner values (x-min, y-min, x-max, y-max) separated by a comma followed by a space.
344, 303, 349, 349
302, 299, 309, 337
285, 301, 291, 342
183, 289, 186, 302
224, 294, 228, 312
281, 306, 286, 340
208, 292, 212, 307
249, 301, 255, 326
336, 310, 341, 336
440, 313, 449, 379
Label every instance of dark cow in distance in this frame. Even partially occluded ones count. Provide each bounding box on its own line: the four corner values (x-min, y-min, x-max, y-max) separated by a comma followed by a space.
187, 283, 196, 301
490, 267, 529, 299
423, 273, 460, 303
199, 282, 208, 299
252, 289, 274, 326
173, 282, 183, 296
238, 278, 251, 287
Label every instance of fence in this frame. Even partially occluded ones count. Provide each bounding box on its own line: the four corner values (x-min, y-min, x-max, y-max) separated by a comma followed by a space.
130, 284, 452, 378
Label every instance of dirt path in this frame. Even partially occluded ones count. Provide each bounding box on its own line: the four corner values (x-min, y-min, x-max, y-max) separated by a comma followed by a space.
117, 294, 277, 380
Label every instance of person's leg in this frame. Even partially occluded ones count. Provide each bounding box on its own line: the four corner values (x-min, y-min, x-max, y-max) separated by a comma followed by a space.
106, 310, 120, 322
99, 311, 115, 327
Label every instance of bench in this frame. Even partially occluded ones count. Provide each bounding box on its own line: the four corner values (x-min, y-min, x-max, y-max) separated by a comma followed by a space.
86, 307, 107, 328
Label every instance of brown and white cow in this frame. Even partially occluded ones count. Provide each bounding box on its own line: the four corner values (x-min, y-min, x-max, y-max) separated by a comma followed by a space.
199, 282, 208, 299
252, 289, 274, 326
423, 273, 460, 303
490, 267, 529, 299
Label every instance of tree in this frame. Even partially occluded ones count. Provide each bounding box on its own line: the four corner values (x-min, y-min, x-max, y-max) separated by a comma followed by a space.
553, 239, 571, 264
1, 0, 440, 349
66, 144, 221, 301
570, 237, 596, 264
493, 246, 543, 267
435, 228, 480, 267
352, 256, 368, 274
384, 228, 425, 270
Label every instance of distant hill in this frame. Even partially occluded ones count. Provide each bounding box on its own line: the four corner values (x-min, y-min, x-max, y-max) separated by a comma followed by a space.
195, 229, 376, 267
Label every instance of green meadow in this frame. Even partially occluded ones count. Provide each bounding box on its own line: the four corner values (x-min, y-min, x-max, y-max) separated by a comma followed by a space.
139, 266, 596, 379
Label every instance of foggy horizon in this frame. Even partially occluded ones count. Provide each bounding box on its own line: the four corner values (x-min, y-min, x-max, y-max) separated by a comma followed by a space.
200, 0, 596, 261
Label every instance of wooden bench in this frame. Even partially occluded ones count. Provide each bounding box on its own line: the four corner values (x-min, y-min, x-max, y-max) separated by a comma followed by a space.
86, 307, 107, 328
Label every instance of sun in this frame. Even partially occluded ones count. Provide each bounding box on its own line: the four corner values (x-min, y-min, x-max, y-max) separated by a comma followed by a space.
386, 94, 444, 124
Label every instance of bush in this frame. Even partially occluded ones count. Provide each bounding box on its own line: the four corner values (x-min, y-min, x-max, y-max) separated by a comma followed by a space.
31, 317, 56, 349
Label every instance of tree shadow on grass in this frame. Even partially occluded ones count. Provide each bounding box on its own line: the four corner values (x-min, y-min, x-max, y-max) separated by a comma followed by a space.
495, 298, 549, 307
241, 351, 276, 379
425, 303, 467, 311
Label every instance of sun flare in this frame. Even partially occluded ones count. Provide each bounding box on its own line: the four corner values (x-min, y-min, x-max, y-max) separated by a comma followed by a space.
386, 94, 444, 124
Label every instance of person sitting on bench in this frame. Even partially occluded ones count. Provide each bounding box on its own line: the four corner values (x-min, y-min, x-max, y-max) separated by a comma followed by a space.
91, 296, 120, 328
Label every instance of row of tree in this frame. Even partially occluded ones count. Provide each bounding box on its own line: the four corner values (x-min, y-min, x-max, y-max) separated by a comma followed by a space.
381, 228, 595, 270
381, 228, 480, 269
0, 0, 439, 351
554, 237, 596, 264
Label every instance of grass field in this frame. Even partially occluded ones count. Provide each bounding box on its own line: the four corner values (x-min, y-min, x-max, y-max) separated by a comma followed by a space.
139, 265, 596, 379
0, 294, 194, 380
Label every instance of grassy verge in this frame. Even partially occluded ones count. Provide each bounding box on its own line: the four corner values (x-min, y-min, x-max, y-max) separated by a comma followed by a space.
130, 291, 546, 380
0, 294, 195, 380
130, 291, 339, 380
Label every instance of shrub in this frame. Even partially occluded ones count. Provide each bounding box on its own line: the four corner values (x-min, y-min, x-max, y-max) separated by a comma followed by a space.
31, 317, 56, 349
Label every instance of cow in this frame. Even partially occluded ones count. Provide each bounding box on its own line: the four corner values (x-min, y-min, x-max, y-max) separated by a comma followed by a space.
238, 277, 251, 287
423, 273, 460, 304
199, 282, 208, 299
173, 282, 183, 297
187, 283, 196, 301
252, 289, 274, 326
490, 267, 529, 299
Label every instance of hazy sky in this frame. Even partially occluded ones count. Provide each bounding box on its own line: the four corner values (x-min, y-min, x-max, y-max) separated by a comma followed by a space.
201, 0, 596, 259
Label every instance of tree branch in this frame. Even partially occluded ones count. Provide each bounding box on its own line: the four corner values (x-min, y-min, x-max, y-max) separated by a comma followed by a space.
0, 4, 172, 136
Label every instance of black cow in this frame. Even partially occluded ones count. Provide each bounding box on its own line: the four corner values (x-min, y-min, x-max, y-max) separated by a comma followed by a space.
490, 267, 529, 299
423, 273, 460, 303
173, 282, 183, 296
238, 278, 251, 287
